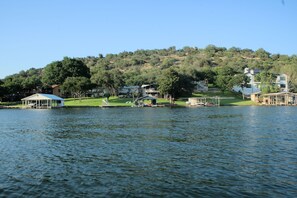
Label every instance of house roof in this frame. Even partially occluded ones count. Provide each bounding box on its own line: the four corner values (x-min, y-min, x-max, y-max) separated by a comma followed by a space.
21, 93, 64, 101
51, 84, 60, 88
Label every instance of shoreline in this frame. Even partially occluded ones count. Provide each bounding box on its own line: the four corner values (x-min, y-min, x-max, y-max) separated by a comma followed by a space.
4, 104, 296, 109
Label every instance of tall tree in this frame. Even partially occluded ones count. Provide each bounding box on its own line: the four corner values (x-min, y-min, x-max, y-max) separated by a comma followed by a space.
215, 66, 245, 92
157, 69, 180, 99
0, 80, 5, 100
231, 74, 250, 99
255, 71, 279, 93
42, 57, 90, 86
61, 77, 92, 98
91, 67, 124, 96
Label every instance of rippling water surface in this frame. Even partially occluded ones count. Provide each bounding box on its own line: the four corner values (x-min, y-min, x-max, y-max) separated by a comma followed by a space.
0, 107, 297, 197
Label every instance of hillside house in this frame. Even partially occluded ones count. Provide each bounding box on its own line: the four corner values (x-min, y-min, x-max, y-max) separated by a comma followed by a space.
233, 68, 289, 96
141, 84, 160, 97
118, 86, 141, 97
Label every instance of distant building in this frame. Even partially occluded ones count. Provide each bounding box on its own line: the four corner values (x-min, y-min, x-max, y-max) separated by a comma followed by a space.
195, 80, 208, 92
276, 74, 289, 92
233, 68, 261, 96
118, 86, 141, 97
262, 92, 297, 106
51, 85, 62, 97
87, 87, 104, 98
141, 84, 160, 97
233, 68, 289, 96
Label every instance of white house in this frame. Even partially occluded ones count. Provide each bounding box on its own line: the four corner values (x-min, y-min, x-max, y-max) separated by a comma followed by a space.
276, 74, 289, 92
233, 68, 289, 96
233, 68, 261, 96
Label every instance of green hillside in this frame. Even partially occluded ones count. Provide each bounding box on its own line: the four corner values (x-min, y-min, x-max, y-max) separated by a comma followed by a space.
1, 45, 297, 102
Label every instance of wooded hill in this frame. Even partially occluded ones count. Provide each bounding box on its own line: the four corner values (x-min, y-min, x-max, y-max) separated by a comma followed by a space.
1, 45, 297, 101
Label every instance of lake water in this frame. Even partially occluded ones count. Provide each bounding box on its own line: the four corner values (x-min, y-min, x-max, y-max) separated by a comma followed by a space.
0, 107, 297, 197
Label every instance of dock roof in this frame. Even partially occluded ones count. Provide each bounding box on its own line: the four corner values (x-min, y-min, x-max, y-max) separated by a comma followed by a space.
21, 93, 64, 101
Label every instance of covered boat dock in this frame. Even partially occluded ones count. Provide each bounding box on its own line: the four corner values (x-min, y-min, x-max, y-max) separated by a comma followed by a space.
21, 93, 64, 109
262, 92, 297, 106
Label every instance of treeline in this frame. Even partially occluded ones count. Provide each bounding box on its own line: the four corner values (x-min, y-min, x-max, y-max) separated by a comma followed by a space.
1, 45, 297, 101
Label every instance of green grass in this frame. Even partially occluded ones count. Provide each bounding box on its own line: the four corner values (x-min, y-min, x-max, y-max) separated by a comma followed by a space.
64, 97, 134, 107
220, 98, 258, 106
0, 101, 21, 106
64, 97, 102, 107
105, 97, 134, 107
0, 101, 22, 108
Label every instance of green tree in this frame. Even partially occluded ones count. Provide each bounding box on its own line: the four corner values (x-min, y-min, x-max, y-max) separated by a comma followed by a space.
177, 73, 195, 96
2, 74, 23, 94
0, 80, 5, 101
157, 69, 180, 99
22, 69, 43, 92
255, 48, 271, 59
231, 74, 250, 99
215, 66, 245, 92
91, 67, 124, 96
160, 58, 176, 69
42, 57, 90, 85
42, 61, 64, 85
255, 71, 279, 93
61, 77, 91, 98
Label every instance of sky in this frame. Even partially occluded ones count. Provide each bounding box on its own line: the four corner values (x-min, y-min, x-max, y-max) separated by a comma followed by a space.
0, 0, 296, 79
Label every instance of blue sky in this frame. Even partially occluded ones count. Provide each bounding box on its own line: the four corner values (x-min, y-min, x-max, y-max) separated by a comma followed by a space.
0, 0, 296, 79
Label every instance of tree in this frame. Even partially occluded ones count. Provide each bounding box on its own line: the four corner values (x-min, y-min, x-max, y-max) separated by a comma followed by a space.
177, 73, 195, 96
0, 80, 5, 101
255, 48, 271, 59
91, 67, 124, 96
2, 75, 23, 94
22, 72, 42, 92
215, 66, 245, 93
42, 61, 64, 85
255, 71, 279, 93
61, 77, 91, 98
157, 69, 180, 100
230, 74, 250, 99
160, 58, 176, 69
42, 57, 90, 86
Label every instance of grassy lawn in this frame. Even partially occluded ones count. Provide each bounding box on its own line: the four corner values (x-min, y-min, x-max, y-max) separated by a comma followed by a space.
64, 97, 102, 107
64, 97, 134, 107
105, 97, 134, 107
220, 98, 258, 106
